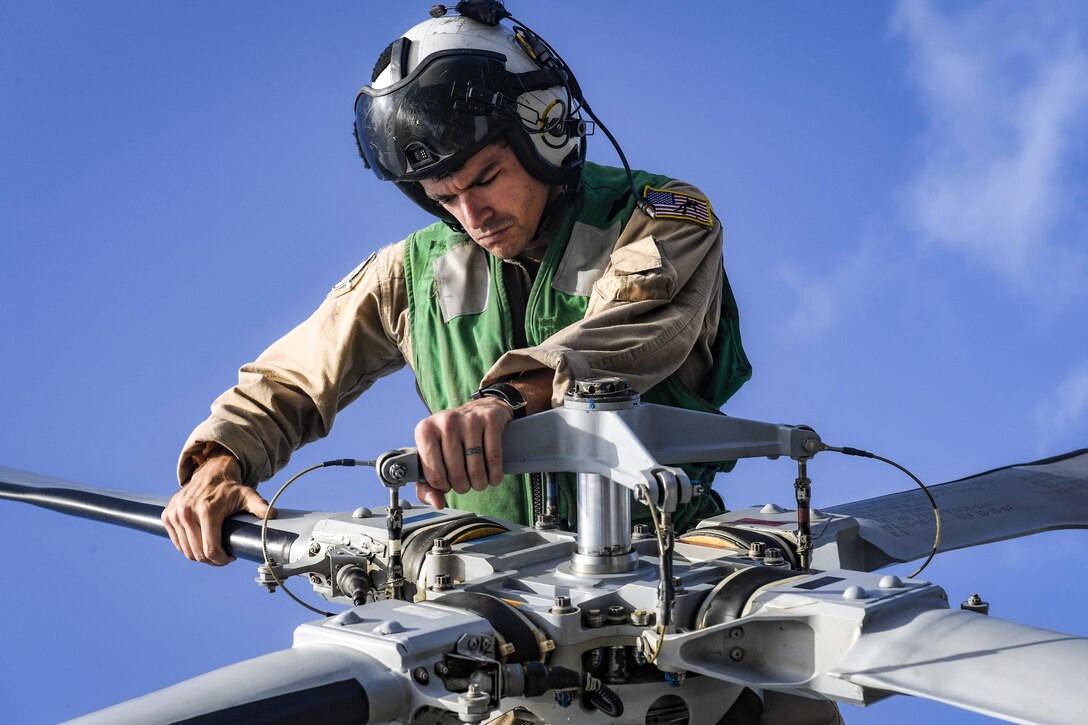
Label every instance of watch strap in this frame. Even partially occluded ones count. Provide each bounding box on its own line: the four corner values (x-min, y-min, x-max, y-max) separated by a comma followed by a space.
471, 382, 528, 419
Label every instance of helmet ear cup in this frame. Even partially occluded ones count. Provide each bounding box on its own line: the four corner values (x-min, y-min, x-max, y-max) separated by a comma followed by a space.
508, 25, 585, 186
504, 127, 583, 187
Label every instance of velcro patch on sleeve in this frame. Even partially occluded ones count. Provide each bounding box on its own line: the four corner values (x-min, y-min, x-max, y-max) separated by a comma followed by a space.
643, 185, 714, 227
327, 252, 376, 298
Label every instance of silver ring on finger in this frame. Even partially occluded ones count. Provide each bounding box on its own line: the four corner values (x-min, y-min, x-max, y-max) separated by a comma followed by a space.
465, 446, 483, 456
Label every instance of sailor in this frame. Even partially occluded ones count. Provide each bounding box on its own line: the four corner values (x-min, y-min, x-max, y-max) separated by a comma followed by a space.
162, 2, 751, 566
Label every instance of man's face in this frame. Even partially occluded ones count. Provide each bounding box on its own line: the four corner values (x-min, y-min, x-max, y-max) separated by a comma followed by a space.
420, 142, 550, 259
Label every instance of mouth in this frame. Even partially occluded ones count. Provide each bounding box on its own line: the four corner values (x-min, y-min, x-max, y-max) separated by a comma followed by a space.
475, 226, 511, 246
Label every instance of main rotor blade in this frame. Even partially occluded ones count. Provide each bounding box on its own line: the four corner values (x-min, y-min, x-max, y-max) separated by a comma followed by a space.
65, 639, 409, 725
823, 449, 1088, 570
832, 605, 1088, 724
0, 465, 303, 563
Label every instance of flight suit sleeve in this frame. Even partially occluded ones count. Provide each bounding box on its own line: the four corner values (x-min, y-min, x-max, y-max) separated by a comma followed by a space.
177, 242, 411, 487
481, 179, 727, 407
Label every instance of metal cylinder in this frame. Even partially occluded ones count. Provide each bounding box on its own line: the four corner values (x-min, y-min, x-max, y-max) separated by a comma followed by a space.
571, 473, 638, 574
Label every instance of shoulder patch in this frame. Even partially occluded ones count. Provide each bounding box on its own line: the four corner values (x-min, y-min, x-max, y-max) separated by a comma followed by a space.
643, 185, 714, 227
327, 252, 376, 298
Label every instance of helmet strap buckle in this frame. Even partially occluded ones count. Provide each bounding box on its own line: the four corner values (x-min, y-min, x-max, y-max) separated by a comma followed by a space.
452, 82, 515, 116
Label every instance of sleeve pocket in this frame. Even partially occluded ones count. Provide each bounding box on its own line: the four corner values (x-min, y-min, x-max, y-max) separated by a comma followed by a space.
593, 235, 676, 302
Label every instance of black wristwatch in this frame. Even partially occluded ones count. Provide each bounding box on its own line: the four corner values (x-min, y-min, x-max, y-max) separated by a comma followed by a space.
471, 382, 528, 419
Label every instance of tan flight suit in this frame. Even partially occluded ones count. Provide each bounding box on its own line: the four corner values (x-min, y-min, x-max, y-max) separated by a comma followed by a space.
177, 178, 732, 487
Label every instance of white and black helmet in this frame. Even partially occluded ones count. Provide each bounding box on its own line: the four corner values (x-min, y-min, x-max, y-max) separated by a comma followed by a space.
354, 4, 587, 222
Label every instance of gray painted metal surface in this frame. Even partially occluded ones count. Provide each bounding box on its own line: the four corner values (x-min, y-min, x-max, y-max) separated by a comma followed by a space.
5, 404, 1088, 723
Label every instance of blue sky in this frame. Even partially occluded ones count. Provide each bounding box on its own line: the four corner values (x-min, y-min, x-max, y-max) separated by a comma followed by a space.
2, 2, 1087, 723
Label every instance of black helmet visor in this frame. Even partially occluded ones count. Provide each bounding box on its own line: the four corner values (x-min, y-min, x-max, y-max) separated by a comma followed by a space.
355, 50, 515, 182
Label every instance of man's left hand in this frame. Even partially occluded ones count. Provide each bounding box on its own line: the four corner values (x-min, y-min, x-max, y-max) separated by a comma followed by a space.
413, 396, 514, 508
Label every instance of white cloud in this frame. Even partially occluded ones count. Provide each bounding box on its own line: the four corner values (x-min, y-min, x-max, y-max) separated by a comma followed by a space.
774, 241, 883, 342
1034, 360, 1088, 454
893, 0, 1088, 298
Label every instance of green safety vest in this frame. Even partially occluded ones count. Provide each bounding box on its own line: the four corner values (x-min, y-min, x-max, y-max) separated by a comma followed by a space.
402, 162, 752, 532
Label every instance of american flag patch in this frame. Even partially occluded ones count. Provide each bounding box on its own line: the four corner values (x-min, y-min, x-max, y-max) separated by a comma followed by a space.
643, 186, 714, 227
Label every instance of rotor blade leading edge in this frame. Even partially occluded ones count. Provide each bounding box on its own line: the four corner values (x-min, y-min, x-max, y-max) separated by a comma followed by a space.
63, 641, 409, 725
823, 449, 1088, 569
832, 604, 1088, 724
0, 465, 303, 562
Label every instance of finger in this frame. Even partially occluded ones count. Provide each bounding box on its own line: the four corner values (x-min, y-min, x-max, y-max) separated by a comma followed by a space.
162, 508, 189, 558
415, 423, 450, 493
416, 481, 446, 509
162, 504, 183, 554
241, 488, 275, 519
440, 426, 471, 495
483, 414, 505, 486
197, 500, 232, 566
177, 505, 207, 563
464, 441, 488, 492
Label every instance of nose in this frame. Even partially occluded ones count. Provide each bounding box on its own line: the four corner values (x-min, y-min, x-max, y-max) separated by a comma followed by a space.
456, 190, 493, 231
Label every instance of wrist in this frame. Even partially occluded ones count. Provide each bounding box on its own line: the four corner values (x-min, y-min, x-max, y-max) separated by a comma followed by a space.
471, 382, 528, 420
187, 443, 239, 480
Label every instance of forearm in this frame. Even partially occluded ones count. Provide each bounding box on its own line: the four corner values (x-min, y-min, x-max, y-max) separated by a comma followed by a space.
178, 244, 409, 486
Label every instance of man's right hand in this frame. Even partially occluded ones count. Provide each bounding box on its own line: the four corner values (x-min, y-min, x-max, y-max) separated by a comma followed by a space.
161, 452, 276, 566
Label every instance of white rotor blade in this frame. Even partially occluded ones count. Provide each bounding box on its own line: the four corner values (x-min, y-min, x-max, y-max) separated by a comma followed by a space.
66, 641, 408, 724
824, 449, 1088, 569
832, 605, 1088, 724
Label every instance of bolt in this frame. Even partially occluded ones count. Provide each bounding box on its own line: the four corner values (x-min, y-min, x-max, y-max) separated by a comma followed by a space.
672, 576, 684, 593
584, 608, 606, 628
309, 573, 322, 585
555, 690, 573, 708
551, 596, 575, 615
748, 541, 766, 559
763, 548, 785, 567
462, 682, 489, 705
961, 593, 990, 615
468, 636, 480, 651
308, 542, 321, 556
432, 538, 451, 553
630, 609, 652, 626
729, 647, 745, 661
632, 523, 653, 540
389, 463, 407, 480
729, 627, 744, 640
434, 662, 449, 677
607, 605, 627, 625
413, 667, 429, 685
431, 574, 453, 592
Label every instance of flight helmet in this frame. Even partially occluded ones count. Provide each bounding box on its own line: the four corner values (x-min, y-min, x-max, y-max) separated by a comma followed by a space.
354, 3, 587, 223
